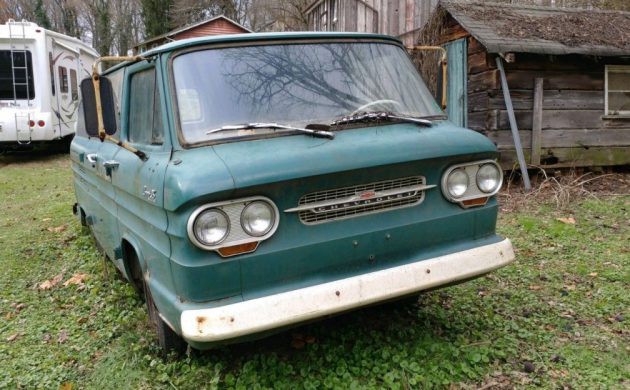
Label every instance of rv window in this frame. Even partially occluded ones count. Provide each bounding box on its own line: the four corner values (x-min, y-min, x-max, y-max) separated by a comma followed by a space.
49, 52, 55, 96
59, 67, 68, 93
0, 50, 35, 100
606, 65, 630, 115
128, 68, 163, 145
70, 69, 78, 101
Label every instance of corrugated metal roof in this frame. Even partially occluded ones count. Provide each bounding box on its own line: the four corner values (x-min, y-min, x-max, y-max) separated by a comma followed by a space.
440, 1, 630, 56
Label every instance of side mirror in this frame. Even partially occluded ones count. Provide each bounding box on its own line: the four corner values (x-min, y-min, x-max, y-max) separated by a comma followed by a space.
80, 77, 117, 139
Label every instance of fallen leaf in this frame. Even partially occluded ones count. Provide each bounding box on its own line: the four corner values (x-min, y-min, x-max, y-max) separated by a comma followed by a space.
63, 273, 88, 287
6, 333, 18, 342
39, 273, 64, 290
556, 217, 576, 225
588, 272, 598, 277
42, 218, 52, 222
58, 329, 68, 344
291, 338, 305, 349
15, 303, 26, 311
59, 382, 73, 390
528, 285, 542, 290
47, 225, 66, 233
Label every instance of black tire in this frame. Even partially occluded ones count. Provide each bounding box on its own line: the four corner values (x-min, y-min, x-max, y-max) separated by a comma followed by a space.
142, 278, 187, 355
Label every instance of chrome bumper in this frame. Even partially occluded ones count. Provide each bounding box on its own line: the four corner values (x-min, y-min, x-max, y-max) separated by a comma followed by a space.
181, 238, 515, 342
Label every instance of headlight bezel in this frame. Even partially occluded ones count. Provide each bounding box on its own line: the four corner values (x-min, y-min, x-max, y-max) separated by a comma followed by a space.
187, 196, 279, 254
441, 159, 503, 207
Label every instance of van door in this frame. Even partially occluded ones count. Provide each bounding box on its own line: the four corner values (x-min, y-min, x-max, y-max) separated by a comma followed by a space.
71, 104, 120, 262
110, 62, 172, 286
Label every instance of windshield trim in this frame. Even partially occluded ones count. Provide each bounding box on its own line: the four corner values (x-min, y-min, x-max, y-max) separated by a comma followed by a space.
167, 38, 416, 149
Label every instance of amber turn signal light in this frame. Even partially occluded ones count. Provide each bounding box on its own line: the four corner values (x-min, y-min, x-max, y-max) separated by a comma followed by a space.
462, 197, 488, 207
217, 242, 259, 257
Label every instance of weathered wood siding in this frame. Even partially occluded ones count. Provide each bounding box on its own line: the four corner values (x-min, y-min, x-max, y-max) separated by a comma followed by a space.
467, 45, 630, 168
173, 19, 249, 40
307, 0, 439, 46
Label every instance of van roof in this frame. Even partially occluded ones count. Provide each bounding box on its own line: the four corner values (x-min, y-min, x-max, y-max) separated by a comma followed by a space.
141, 31, 403, 56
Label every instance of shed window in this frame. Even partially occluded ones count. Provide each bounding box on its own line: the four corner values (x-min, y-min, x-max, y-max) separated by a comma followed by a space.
605, 65, 630, 115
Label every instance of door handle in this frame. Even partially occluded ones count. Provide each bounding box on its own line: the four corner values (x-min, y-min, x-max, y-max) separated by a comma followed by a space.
86, 153, 98, 164
102, 160, 120, 169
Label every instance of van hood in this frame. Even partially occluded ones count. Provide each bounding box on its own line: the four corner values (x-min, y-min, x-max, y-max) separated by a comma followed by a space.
164, 122, 497, 211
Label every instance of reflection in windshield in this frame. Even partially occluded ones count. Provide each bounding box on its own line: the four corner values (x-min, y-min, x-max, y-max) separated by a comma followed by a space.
172, 41, 441, 144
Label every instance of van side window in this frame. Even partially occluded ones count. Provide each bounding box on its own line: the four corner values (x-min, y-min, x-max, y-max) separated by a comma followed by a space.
128, 68, 163, 145
59, 67, 68, 93
70, 69, 78, 101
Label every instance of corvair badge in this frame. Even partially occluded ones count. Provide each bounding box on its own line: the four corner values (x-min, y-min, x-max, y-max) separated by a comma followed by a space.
284, 183, 436, 214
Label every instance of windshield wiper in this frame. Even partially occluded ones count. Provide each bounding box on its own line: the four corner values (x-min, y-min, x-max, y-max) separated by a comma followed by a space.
332, 112, 444, 127
206, 122, 335, 139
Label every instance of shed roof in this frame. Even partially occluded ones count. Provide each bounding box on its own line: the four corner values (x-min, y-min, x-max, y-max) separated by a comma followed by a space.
136, 15, 252, 48
440, 1, 630, 56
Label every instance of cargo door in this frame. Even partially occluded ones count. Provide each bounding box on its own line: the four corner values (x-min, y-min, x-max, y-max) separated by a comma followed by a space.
444, 38, 467, 127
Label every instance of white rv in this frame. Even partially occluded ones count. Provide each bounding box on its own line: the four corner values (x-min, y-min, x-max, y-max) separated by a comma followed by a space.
0, 19, 98, 151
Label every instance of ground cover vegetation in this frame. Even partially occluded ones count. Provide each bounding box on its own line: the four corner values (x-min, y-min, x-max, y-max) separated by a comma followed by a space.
0, 153, 628, 389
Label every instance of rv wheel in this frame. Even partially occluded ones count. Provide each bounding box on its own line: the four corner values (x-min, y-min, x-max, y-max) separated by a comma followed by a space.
142, 278, 187, 355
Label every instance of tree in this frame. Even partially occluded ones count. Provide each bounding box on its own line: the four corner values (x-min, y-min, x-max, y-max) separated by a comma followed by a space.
34, 0, 52, 28
141, 0, 174, 38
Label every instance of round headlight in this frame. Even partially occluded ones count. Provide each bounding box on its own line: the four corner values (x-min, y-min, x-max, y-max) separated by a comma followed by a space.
241, 201, 274, 237
193, 209, 229, 245
447, 169, 469, 198
476, 164, 501, 193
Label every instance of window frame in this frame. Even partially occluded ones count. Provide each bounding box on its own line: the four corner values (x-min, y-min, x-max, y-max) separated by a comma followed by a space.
59, 66, 68, 94
122, 62, 167, 149
605, 65, 630, 116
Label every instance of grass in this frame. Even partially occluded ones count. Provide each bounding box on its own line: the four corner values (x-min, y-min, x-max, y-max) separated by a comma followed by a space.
0, 153, 628, 389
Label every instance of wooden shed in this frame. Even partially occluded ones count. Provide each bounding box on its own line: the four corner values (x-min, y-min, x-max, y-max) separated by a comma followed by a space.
305, 0, 439, 46
133, 15, 252, 54
420, 1, 630, 169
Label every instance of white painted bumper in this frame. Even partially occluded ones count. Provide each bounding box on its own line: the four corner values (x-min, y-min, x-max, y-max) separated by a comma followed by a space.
181, 238, 515, 342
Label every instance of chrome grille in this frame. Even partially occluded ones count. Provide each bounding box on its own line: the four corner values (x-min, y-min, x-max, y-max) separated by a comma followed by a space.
295, 176, 429, 224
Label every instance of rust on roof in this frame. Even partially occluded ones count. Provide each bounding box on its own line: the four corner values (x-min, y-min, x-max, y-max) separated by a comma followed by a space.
439, 1, 630, 56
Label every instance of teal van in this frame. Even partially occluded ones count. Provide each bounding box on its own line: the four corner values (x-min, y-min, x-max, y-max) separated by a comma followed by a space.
71, 32, 514, 352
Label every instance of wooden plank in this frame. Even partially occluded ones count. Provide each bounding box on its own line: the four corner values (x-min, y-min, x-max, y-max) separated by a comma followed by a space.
345, 0, 357, 31
531, 78, 543, 165
505, 70, 603, 90
467, 37, 485, 54
503, 53, 605, 72
468, 51, 495, 74
481, 89, 604, 111
486, 129, 630, 149
496, 109, 606, 130
499, 146, 630, 169
468, 109, 498, 131
388, 0, 399, 36
468, 91, 489, 113
468, 69, 499, 92
357, 2, 366, 32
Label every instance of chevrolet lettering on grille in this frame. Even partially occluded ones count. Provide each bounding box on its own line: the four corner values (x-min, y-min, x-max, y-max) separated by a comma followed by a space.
312, 190, 420, 213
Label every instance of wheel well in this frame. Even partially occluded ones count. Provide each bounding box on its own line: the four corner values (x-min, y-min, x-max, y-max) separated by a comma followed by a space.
121, 240, 143, 293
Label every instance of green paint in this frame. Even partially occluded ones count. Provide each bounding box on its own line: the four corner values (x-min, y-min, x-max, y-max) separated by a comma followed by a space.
72, 34, 507, 349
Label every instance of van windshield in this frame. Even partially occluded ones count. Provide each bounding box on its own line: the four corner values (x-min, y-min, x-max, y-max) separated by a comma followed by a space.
0, 50, 35, 100
171, 41, 442, 144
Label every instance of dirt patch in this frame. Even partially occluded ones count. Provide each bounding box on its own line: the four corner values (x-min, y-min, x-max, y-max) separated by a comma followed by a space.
452, 3, 630, 49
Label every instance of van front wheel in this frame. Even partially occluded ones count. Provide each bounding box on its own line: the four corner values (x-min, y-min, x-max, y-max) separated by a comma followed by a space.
142, 278, 187, 354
